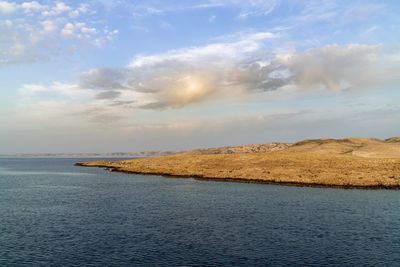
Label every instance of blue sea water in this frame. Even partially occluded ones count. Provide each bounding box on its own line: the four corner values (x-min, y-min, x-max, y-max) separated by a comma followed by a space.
1, 158, 400, 266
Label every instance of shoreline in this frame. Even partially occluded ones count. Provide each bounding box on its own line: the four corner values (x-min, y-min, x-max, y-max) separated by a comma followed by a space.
74, 138, 400, 190
75, 162, 400, 190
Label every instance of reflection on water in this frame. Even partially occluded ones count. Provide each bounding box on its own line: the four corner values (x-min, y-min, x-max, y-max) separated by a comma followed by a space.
1, 158, 400, 266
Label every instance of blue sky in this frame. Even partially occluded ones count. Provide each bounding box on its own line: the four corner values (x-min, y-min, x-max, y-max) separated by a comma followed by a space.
0, 0, 399, 153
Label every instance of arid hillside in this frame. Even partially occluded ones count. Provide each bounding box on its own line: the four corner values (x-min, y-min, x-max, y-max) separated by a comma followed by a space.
286, 138, 400, 158
183, 143, 291, 155
181, 137, 400, 158
77, 137, 400, 188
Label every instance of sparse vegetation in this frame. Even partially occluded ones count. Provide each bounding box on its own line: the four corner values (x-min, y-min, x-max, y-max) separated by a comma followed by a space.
77, 137, 400, 188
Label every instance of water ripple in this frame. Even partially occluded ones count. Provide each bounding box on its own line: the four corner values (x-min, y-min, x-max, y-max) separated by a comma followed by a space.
1, 158, 400, 266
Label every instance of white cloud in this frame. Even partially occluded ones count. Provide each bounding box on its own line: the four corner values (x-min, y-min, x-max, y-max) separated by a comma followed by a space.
68, 3, 88, 18
129, 0, 280, 19
76, 38, 397, 110
19, 84, 48, 95
129, 32, 276, 68
0, 1, 117, 65
41, 2, 71, 16
0, 1, 17, 14
234, 0, 278, 19
53, 2, 70, 13
41, 20, 57, 33
19, 82, 93, 99
279, 44, 385, 91
81, 26, 97, 34
61, 22, 75, 37
21, 1, 45, 11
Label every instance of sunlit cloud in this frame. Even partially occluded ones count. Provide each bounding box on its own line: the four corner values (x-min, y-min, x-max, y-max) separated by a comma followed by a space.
70, 36, 399, 110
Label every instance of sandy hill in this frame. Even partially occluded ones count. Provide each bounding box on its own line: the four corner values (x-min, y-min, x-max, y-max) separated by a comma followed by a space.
180, 137, 400, 158
286, 138, 400, 158
77, 137, 400, 188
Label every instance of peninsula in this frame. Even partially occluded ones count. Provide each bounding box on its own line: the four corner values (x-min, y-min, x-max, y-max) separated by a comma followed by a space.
77, 138, 400, 189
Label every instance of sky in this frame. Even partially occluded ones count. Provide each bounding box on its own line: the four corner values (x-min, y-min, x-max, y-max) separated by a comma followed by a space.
0, 0, 399, 153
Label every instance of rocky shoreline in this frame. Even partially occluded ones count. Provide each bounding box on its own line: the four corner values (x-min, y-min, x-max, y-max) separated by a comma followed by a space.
75, 137, 400, 189
75, 162, 399, 189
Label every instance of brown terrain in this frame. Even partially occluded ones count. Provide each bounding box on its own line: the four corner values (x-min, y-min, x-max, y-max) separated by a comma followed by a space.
76, 137, 400, 189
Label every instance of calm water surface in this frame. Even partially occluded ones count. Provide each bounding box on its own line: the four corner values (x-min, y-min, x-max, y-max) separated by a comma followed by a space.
1, 158, 400, 266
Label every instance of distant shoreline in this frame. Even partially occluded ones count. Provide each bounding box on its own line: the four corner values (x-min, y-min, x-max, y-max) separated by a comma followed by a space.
0, 155, 138, 159
75, 137, 400, 189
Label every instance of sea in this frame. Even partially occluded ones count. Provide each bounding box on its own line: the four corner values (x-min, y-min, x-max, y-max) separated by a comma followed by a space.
1, 157, 399, 266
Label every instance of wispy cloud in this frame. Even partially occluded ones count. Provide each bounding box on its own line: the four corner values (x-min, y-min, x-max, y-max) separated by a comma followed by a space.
261, 0, 387, 40
128, 0, 280, 19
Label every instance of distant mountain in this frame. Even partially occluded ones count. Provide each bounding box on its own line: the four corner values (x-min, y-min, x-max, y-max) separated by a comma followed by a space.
0, 143, 292, 158
0, 151, 176, 158
4, 137, 399, 159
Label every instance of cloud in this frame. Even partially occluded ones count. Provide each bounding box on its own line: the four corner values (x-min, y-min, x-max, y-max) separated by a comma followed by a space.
265, 1, 386, 36
80, 68, 128, 90
8, 102, 400, 153
139, 73, 220, 109
18, 84, 48, 96
95, 91, 121, 100
74, 106, 126, 124
109, 100, 135, 107
18, 82, 93, 99
14, 32, 400, 129
129, 32, 275, 67
21, 1, 46, 11
234, 0, 279, 19
123, 32, 278, 108
281, 44, 385, 91
0, 1, 17, 13
60, 22, 98, 38
0, 1, 117, 66
75, 32, 397, 110
129, 0, 280, 18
